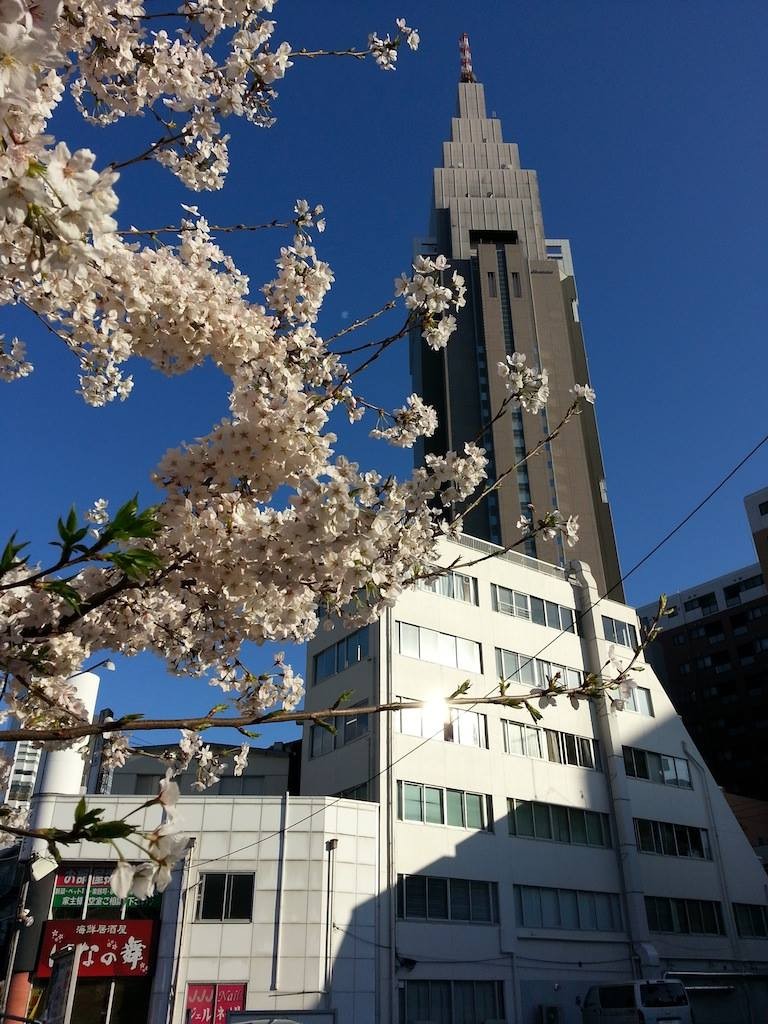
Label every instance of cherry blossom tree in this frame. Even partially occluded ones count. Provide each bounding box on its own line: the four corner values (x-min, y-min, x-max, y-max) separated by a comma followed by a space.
0, 0, 649, 896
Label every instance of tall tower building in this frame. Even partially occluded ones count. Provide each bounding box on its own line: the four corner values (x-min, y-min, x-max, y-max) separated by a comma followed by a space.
411, 36, 623, 599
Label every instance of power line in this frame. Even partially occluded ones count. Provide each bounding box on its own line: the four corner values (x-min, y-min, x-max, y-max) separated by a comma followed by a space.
182, 428, 768, 882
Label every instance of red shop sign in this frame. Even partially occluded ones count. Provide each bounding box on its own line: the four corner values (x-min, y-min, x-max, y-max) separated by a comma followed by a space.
186, 983, 246, 1023
36, 919, 155, 979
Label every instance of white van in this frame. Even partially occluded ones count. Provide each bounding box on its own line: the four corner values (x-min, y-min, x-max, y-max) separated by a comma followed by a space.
581, 980, 692, 1023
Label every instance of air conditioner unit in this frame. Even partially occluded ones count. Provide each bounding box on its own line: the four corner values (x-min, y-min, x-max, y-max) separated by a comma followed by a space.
539, 1007, 562, 1024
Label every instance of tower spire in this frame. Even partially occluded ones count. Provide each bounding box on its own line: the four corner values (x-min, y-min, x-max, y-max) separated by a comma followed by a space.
458, 32, 476, 83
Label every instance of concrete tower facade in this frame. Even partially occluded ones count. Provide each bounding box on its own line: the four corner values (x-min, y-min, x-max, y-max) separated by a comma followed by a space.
412, 47, 622, 599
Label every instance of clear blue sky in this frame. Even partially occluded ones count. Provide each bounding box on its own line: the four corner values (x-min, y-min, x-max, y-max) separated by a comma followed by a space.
2, 1, 767, 735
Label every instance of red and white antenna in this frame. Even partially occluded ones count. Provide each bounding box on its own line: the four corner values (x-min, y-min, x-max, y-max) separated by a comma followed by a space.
459, 33, 476, 83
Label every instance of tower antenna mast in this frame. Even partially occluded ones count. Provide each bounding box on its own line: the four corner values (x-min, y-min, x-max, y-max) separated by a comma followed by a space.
459, 33, 476, 83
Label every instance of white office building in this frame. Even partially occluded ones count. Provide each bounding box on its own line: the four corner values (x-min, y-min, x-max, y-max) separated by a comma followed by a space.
301, 536, 768, 1024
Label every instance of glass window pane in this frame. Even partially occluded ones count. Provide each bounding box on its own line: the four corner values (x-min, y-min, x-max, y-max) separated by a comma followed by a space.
585, 811, 604, 846
404, 875, 427, 918
403, 783, 423, 821
674, 825, 692, 858
561, 607, 576, 633
457, 637, 481, 673
545, 730, 561, 763
515, 592, 530, 618
541, 888, 560, 927
661, 756, 678, 786
499, 648, 519, 681
687, 899, 704, 934
519, 657, 537, 685
521, 886, 542, 927
594, 892, 614, 930
675, 758, 691, 788
399, 623, 420, 658
465, 793, 484, 830
424, 787, 443, 824
357, 626, 369, 660
578, 891, 597, 929
200, 873, 226, 919
446, 789, 464, 826
636, 819, 655, 852
437, 631, 457, 667
563, 734, 579, 765
646, 751, 662, 782
660, 822, 677, 855
513, 800, 534, 837
569, 808, 588, 844
578, 737, 595, 769
399, 705, 422, 738
505, 722, 525, 756
227, 874, 254, 920
419, 627, 440, 662
552, 804, 570, 843
470, 882, 492, 922
560, 889, 579, 928
450, 879, 471, 920
602, 616, 615, 642
527, 727, 544, 759
689, 828, 706, 858
546, 602, 561, 628
636, 688, 653, 716
533, 802, 552, 839
427, 877, 448, 919
531, 597, 546, 625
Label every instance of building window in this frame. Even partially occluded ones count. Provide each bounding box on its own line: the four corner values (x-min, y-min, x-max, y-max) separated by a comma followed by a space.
397, 874, 498, 923
624, 686, 654, 716
310, 701, 369, 758
634, 818, 710, 859
336, 781, 371, 801
683, 592, 718, 615
510, 271, 522, 298
734, 903, 768, 938
397, 781, 493, 831
313, 626, 369, 684
759, 501, 768, 516
397, 622, 482, 673
672, 633, 686, 646
623, 746, 692, 788
416, 567, 478, 604
196, 873, 254, 921
508, 799, 611, 847
495, 646, 583, 690
503, 719, 600, 770
491, 584, 576, 633
514, 885, 622, 931
399, 980, 505, 1024
396, 699, 488, 748
645, 896, 725, 936
602, 615, 638, 648
486, 271, 497, 297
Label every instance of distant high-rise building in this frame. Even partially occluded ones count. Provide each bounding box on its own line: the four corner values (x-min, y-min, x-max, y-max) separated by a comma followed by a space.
639, 485, 768, 799
411, 36, 623, 599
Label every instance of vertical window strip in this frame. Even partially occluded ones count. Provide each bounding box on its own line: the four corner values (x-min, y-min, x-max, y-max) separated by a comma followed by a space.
508, 799, 610, 847
502, 720, 600, 770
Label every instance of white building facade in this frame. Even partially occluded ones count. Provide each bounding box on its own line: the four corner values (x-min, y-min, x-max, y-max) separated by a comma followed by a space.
301, 536, 768, 1024
9, 794, 378, 1024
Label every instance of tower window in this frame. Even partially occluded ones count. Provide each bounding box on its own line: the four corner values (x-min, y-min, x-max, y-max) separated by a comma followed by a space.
510, 272, 522, 298
487, 271, 497, 297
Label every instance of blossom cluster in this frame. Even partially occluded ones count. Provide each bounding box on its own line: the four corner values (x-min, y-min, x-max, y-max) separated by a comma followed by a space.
497, 352, 550, 414
395, 254, 466, 350
0, 0, 583, 854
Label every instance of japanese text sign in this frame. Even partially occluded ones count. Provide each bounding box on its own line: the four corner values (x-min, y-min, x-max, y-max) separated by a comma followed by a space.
36, 919, 155, 978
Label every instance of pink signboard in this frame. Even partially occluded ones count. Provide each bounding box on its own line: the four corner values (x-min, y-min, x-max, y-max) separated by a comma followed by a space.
186, 983, 246, 1022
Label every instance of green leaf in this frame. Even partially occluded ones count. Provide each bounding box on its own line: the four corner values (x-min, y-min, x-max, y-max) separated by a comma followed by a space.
315, 718, 337, 735
0, 533, 30, 577
41, 579, 84, 613
74, 796, 87, 822
89, 821, 135, 840
109, 548, 164, 580
102, 496, 162, 543
331, 690, 353, 710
